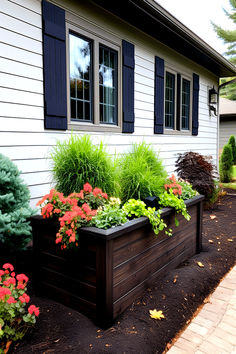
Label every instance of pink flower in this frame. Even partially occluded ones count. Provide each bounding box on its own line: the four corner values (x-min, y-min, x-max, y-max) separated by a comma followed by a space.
28, 305, 40, 317
7, 296, 17, 304
3, 263, 14, 272
0, 270, 5, 276
19, 295, 26, 303
83, 182, 92, 193
22, 293, 30, 303
16, 274, 29, 283
0, 287, 11, 300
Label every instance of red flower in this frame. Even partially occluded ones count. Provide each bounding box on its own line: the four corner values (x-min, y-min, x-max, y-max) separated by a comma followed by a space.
16, 274, 29, 283
0, 287, 11, 300
3, 263, 14, 272
7, 296, 17, 304
28, 305, 40, 317
0, 270, 5, 276
19, 295, 26, 303
83, 182, 92, 193
22, 293, 30, 303
93, 187, 102, 196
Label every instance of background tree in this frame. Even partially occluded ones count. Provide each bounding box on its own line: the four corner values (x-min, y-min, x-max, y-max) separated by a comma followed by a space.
212, 0, 236, 100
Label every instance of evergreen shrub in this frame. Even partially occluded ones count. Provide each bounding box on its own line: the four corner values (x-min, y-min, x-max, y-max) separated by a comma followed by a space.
0, 154, 34, 252
220, 144, 233, 182
118, 142, 167, 202
51, 135, 117, 196
228, 135, 236, 164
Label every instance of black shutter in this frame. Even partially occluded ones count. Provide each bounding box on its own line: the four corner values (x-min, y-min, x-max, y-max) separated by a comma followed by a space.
42, 0, 67, 130
176, 73, 181, 131
192, 73, 199, 136
154, 56, 164, 134
122, 40, 134, 133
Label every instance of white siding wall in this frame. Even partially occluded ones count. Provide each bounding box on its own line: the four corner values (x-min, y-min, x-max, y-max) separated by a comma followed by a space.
0, 0, 219, 208
219, 121, 236, 150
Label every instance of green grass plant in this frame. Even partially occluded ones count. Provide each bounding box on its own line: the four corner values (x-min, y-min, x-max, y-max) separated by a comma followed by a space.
117, 142, 167, 202
51, 134, 117, 196
219, 144, 233, 183
220, 182, 236, 190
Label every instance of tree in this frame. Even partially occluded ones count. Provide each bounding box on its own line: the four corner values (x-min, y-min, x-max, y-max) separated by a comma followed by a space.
228, 135, 236, 163
212, 0, 236, 100
0, 154, 34, 252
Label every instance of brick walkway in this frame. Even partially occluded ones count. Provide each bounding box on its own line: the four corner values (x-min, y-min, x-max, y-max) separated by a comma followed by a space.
167, 265, 236, 354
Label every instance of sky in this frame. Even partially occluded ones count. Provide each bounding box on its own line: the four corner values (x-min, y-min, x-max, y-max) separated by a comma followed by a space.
155, 0, 235, 56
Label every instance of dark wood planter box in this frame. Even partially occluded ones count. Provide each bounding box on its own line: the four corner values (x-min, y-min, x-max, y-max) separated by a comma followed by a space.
32, 195, 204, 327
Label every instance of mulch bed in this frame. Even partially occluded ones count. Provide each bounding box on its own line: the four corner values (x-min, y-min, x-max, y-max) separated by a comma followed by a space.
12, 192, 236, 354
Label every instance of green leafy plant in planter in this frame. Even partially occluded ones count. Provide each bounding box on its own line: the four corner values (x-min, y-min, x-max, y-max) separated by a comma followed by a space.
51, 134, 117, 196
0, 263, 39, 353
122, 199, 171, 236
117, 142, 167, 202
0, 154, 34, 252
92, 198, 128, 229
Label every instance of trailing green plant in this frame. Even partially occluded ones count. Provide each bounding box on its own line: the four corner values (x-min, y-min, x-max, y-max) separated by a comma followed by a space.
117, 142, 167, 202
51, 135, 117, 196
122, 199, 171, 236
220, 144, 233, 182
175, 151, 217, 206
228, 135, 236, 164
92, 198, 128, 229
0, 154, 34, 252
158, 190, 191, 227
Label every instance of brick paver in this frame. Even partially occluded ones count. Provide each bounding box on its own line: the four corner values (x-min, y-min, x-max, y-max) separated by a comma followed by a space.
167, 265, 236, 353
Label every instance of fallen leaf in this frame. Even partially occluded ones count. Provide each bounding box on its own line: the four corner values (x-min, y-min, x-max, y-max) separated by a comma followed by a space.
142, 301, 146, 306
166, 343, 172, 350
208, 239, 214, 243
227, 239, 233, 242
54, 339, 60, 343
149, 309, 165, 320
97, 329, 101, 333
210, 215, 216, 220
173, 276, 178, 283
197, 262, 204, 268
105, 344, 112, 347
96, 335, 102, 339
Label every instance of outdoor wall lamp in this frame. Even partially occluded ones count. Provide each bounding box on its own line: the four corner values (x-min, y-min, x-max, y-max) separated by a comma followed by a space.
209, 86, 218, 116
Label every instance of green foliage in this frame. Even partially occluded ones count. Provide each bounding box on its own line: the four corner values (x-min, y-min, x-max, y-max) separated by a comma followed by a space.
92, 201, 128, 229
122, 199, 169, 236
228, 135, 236, 164
51, 135, 117, 196
0, 154, 34, 252
158, 190, 191, 226
220, 144, 233, 182
117, 142, 167, 202
212, 0, 236, 100
178, 181, 198, 200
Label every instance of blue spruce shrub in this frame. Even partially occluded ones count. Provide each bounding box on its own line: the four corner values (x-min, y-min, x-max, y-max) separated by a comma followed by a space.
0, 154, 35, 251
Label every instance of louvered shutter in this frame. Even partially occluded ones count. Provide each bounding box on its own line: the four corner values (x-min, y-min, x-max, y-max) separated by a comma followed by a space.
122, 40, 135, 133
192, 73, 199, 136
154, 56, 164, 134
42, 0, 67, 130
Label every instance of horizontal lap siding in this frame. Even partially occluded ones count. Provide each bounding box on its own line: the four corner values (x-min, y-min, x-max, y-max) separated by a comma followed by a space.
219, 121, 236, 150
0, 0, 218, 206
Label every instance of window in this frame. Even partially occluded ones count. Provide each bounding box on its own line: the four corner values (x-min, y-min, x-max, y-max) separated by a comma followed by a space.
99, 45, 118, 124
67, 20, 121, 132
164, 69, 192, 133
165, 72, 175, 129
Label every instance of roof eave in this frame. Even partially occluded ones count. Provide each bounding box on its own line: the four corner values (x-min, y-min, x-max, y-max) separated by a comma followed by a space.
91, 0, 236, 77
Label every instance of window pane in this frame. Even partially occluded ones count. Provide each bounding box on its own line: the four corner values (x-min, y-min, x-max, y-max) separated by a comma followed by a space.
99, 45, 118, 124
69, 33, 92, 122
181, 79, 190, 130
71, 99, 76, 118
165, 72, 175, 129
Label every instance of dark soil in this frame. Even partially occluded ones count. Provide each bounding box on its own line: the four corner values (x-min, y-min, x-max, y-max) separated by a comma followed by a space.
12, 193, 236, 354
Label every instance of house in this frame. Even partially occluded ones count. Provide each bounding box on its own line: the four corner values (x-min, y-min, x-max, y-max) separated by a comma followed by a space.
1, 0, 236, 207
219, 97, 236, 151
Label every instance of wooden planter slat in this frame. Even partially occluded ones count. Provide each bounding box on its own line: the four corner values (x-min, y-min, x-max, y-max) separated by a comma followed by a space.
32, 195, 204, 327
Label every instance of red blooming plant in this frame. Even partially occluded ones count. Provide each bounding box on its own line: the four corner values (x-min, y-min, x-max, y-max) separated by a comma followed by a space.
37, 183, 108, 250
164, 174, 182, 196
0, 263, 39, 352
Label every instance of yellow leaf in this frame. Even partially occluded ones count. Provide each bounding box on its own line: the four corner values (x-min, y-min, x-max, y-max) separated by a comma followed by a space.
208, 239, 214, 243
197, 262, 204, 268
210, 215, 216, 220
149, 309, 165, 320
227, 239, 233, 242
